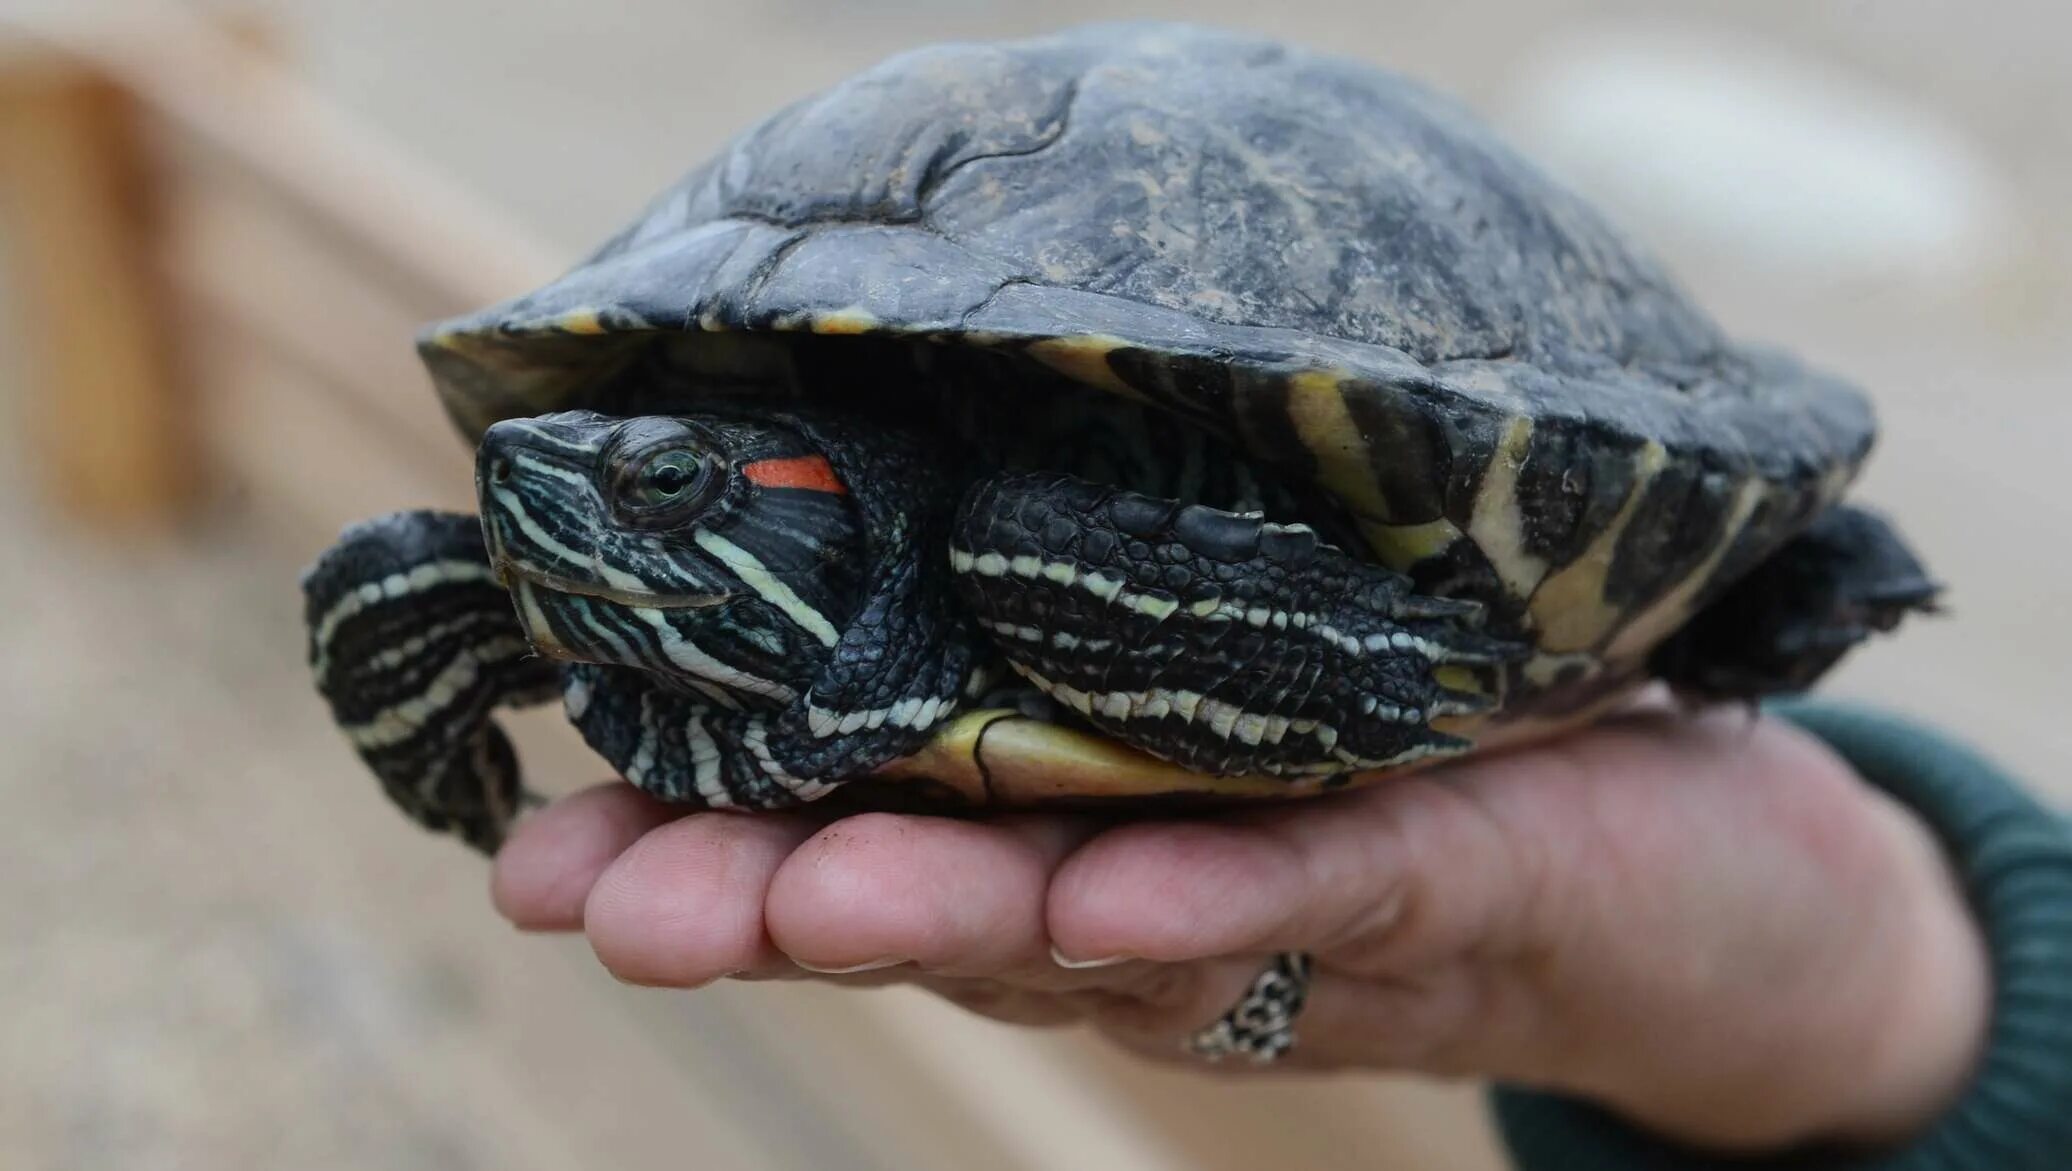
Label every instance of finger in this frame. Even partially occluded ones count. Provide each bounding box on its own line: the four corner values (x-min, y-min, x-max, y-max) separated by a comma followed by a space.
765, 811, 1095, 980
1051, 709, 1780, 971
1080, 957, 1532, 1078
584, 811, 818, 986
1046, 761, 1561, 975
1044, 713, 1723, 969
491, 781, 678, 931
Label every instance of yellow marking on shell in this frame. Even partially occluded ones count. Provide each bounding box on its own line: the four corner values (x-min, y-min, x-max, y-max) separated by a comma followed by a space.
423, 325, 473, 352
809, 307, 882, 336
1465, 416, 1550, 598
1528, 441, 1668, 652
1522, 650, 1601, 689
1286, 369, 1394, 521
1426, 664, 1494, 739
1602, 479, 1768, 664
552, 309, 612, 335
1025, 334, 1148, 400
1357, 516, 1462, 572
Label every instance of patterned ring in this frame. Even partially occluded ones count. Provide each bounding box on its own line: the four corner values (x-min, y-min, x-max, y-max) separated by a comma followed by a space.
1183, 951, 1314, 1064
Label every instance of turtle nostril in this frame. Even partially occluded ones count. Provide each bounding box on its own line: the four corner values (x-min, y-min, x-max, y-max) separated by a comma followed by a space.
490, 457, 512, 485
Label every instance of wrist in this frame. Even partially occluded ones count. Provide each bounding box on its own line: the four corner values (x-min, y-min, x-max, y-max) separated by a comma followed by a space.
1495, 700, 2072, 1171
1805, 790, 1991, 1150
1568, 766, 1991, 1154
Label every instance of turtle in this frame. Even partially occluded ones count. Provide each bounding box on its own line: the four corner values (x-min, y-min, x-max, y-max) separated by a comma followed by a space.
300, 22, 1937, 1063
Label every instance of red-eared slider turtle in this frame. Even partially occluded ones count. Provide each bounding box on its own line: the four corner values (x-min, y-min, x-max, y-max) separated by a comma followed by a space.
301, 22, 1936, 1063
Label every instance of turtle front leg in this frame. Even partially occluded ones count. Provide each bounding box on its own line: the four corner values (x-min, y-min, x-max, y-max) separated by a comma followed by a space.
561, 647, 975, 811
302, 510, 560, 853
557, 529, 981, 809
560, 664, 845, 809
950, 473, 1524, 779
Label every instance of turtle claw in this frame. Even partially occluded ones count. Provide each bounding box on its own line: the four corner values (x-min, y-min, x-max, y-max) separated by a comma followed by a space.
1385, 592, 1490, 625
1418, 626, 1529, 668
1428, 689, 1499, 720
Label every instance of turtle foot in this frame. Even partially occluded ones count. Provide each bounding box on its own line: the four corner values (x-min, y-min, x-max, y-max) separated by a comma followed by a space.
1650, 504, 1940, 701
301, 510, 559, 853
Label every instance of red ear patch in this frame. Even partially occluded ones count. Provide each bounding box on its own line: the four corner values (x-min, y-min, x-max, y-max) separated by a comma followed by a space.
741, 455, 846, 494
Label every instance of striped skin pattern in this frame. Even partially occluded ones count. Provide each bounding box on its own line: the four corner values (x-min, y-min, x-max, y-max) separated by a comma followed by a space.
476, 408, 977, 808
302, 510, 559, 853
952, 473, 1524, 778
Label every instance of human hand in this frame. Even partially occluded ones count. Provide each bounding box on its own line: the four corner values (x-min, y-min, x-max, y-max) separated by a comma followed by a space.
490, 699, 1989, 1155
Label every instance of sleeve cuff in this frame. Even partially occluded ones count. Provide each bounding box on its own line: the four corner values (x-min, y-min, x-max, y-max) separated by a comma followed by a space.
1488, 698, 2072, 1171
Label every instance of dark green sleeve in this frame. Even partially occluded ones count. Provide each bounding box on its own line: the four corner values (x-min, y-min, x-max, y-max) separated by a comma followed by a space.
1488, 699, 2072, 1171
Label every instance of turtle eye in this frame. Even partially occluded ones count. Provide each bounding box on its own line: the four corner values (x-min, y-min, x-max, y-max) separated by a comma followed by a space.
617, 445, 718, 522
638, 452, 700, 502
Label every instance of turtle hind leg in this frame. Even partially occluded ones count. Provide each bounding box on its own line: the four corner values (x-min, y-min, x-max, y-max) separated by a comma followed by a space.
302, 510, 560, 854
1650, 503, 1941, 702
949, 472, 1526, 779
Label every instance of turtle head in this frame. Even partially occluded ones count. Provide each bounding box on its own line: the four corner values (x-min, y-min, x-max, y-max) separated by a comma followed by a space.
476, 410, 865, 705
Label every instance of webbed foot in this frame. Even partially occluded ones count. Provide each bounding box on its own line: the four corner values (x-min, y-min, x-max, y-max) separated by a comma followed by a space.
1650, 504, 1940, 700
302, 510, 559, 853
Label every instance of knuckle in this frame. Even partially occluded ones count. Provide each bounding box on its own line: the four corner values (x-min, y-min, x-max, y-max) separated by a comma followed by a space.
1278, 784, 1429, 967
1313, 771, 1558, 972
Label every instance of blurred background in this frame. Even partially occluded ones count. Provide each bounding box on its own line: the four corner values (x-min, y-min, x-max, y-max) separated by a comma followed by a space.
0, 1, 2062, 1167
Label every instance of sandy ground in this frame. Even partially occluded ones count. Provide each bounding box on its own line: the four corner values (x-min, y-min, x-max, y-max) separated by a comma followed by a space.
3, 3, 2066, 1168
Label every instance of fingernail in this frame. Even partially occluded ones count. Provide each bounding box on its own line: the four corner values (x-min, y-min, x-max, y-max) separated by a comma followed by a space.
795, 957, 905, 975
1051, 945, 1132, 969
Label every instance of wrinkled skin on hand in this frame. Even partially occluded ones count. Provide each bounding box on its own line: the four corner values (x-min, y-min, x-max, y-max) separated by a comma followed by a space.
490, 693, 1988, 1156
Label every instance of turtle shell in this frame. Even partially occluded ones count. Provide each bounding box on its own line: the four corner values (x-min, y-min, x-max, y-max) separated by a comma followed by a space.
417, 22, 1876, 786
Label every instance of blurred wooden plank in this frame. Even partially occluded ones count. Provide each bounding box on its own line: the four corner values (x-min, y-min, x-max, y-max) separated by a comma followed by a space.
0, 66, 194, 525
160, 142, 470, 475
6, 13, 555, 309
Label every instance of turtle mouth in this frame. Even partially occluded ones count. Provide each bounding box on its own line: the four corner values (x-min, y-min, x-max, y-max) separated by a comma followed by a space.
490, 556, 734, 611
480, 506, 734, 610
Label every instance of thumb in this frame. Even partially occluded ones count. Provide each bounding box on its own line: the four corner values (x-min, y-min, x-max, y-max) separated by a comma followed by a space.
1044, 759, 1564, 979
